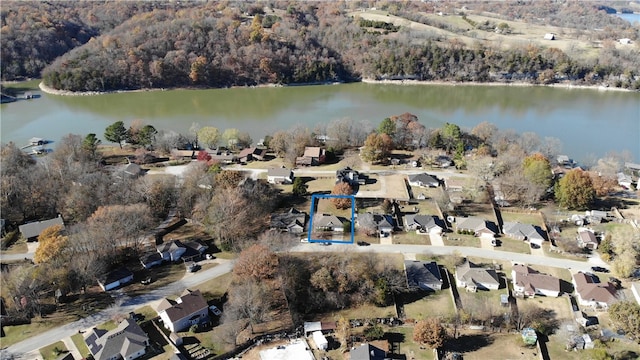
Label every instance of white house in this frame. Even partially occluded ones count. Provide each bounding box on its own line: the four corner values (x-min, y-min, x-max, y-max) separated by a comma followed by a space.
267, 167, 293, 184
98, 267, 134, 291
630, 282, 640, 306
157, 289, 209, 333
544, 33, 556, 40
408, 173, 440, 187
157, 239, 187, 262
312, 331, 328, 351
617, 172, 633, 189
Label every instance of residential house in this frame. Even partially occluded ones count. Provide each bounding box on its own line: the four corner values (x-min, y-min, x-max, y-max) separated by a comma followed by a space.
511, 264, 561, 297
157, 289, 209, 333
207, 148, 237, 164
572, 272, 617, 309
124, 163, 143, 178
350, 343, 388, 360
557, 155, 573, 168
456, 217, 497, 238
586, 210, 609, 224
296, 146, 326, 166
238, 147, 266, 163
444, 178, 465, 192
617, 172, 634, 189
312, 331, 328, 351
455, 260, 500, 291
139, 252, 163, 269
271, 208, 307, 234
336, 167, 366, 186
577, 228, 598, 250
98, 267, 134, 291
404, 214, 445, 234
314, 214, 346, 232
182, 240, 209, 262
502, 222, 546, 247
619, 38, 632, 45
267, 167, 293, 184
171, 149, 195, 160
356, 213, 395, 236
405, 260, 443, 291
434, 155, 452, 168
84, 318, 149, 360
408, 173, 440, 188
18, 215, 65, 241
157, 240, 187, 262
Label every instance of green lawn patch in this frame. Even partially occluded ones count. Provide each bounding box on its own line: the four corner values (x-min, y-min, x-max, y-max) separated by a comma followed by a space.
315, 303, 397, 322
71, 333, 91, 358
500, 211, 545, 226
39, 341, 67, 360
197, 272, 232, 301
391, 325, 436, 360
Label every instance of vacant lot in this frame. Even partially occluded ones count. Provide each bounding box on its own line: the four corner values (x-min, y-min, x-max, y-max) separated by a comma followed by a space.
404, 291, 455, 321
446, 332, 539, 360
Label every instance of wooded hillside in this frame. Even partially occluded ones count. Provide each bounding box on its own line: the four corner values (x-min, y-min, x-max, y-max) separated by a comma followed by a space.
2, 1, 639, 91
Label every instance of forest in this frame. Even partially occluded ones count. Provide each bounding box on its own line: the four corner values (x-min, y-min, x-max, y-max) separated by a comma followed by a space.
2, 1, 639, 90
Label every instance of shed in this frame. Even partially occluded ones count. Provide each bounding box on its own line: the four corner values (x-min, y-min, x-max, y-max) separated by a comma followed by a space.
544, 33, 555, 40
312, 331, 328, 351
521, 327, 538, 345
304, 321, 336, 336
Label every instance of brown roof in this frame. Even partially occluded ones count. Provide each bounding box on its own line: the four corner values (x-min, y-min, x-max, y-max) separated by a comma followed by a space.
513, 264, 560, 294
303, 147, 324, 158
573, 272, 617, 304
161, 289, 208, 323
578, 230, 597, 244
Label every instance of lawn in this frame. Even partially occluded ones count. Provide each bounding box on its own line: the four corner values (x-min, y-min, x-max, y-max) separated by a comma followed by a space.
393, 231, 432, 245
1, 237, 28, 254
71, 333, 91, 358
403, 291, 455, 321
315, 303, 398, 322
391, 325, 437, 360
39, 341, 67, 360
542, 243, 588, 262
446, 332, 538, 360
305, 177, 335, 194
196, 272, 232, 302
500, 211, 545, 226
495, 238, 531, 254
443, 233, 480, 248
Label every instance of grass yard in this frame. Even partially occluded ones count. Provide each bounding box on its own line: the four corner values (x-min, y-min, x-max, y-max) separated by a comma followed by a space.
393, 231, 432, 245
391, 325, 437, 360
315, 303, 398, 322
443, 233, 480, 248
71, 333, 91, 358
500, 211, 545, 226
39, 341, 68, 360
542, 243, 588, 262
403, 291, 455, 321
305, 177, 335, 194
446, 332, 539, 360
404, 198, 440, 215
495, 238, 531, 254
1, 237, 28, 254
196, 272, 232, 302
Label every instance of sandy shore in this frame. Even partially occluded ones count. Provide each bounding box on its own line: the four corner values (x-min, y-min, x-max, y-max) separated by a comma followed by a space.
38, 78, 635, 96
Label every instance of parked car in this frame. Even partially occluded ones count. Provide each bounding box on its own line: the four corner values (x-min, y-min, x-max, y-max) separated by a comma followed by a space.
591, 266, 609, 273
357, 241, 370, 246
141, 277, 152, 285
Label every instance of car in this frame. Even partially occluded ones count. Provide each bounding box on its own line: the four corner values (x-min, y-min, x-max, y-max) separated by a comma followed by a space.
141, 277, 152, 285
188, 263, 201, 272
209, 305, 222, 316
300, 238, 309, 243
357, 241, 370, 246
319, 241, 331, 246
591, 266, 609, 273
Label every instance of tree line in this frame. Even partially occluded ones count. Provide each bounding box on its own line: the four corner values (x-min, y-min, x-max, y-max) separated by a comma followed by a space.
2, 1, 638, 90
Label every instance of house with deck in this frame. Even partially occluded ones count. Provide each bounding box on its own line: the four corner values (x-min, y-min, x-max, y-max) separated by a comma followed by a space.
512, 264, 561, 298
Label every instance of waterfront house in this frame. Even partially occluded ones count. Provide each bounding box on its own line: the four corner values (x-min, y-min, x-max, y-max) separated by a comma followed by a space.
296, 146, 326, 166
238, 147, 266, 163
85, 318, 149, 360
157, 289, 209, 333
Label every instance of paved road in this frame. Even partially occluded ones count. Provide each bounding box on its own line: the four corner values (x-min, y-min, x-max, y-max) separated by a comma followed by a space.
292, 243, 605, 273
3, 260, 234, 359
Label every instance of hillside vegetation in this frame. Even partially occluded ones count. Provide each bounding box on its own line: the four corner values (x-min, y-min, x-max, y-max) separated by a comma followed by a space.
2, 1, 639, 91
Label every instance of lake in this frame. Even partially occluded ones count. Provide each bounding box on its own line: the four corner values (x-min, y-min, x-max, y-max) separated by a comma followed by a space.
615, 12, 640, 24
1, 81, 639, 163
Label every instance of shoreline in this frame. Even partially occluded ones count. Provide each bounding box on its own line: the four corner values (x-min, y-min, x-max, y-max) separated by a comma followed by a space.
38, 78, 636, 96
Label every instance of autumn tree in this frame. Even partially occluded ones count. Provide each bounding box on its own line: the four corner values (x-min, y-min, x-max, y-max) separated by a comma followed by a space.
233, 244, 279, 281
335, 316, 351, 348
34, 224, 68, 264
331, 182, 353, 209
104, 121, 128, 148
555, 169, 596, 210
361, 133, 392, 164
215, 170, 246, 189
197, 126, 220, 149
413, 318, 448, 349
608, 302, 640, 341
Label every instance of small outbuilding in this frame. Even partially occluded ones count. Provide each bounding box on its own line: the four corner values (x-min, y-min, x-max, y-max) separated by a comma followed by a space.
544, 33, 556, 40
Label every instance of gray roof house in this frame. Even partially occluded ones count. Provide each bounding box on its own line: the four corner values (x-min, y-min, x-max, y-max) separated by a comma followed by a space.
98, 267, 134, 291
84, 318, 149, 360
357, 213, 395, 235
157, 240, 187, 262
455, 260, 500, 291
267, 167, 293, 184
405, 261, 443, 291
502, 222, 546, 246
350, 343, 388, 360
456, 217, 497, 237
18, 215, 65, 241
314, 214, 346, 232
404, 214, 445, 234
408, 173, 440, 188
271, 208, 307, 234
